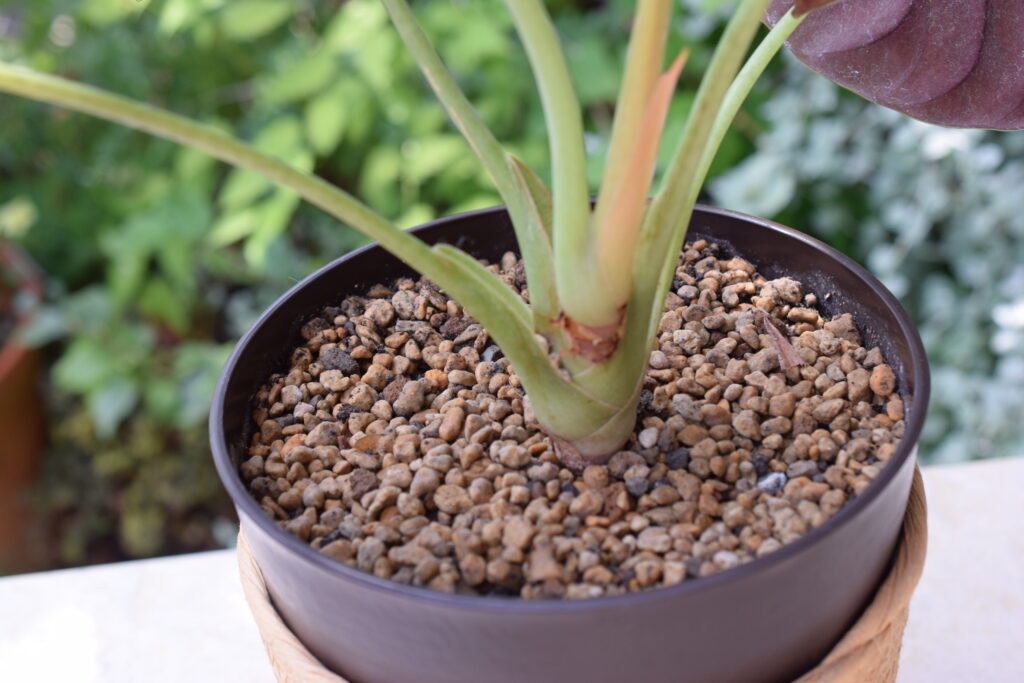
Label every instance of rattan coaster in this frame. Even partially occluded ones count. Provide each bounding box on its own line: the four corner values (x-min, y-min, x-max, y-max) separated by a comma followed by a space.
237, 467, 927, 683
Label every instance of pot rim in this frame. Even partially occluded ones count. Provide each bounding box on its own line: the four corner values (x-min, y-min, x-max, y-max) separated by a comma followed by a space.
210, 203, 929, 614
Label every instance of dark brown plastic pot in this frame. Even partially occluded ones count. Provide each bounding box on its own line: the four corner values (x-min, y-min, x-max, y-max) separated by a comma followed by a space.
0, 242, 45, 572
210, 205, 929, 683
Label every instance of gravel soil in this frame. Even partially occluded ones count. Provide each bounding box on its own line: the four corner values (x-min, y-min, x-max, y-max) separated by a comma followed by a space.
241, 238, 905, 599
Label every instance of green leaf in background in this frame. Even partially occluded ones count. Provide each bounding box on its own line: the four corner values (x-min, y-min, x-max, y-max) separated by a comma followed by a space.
242, 189, 303, 266
219, 0, 292, 41
77, 0, 149, 27
567, 36, 621, 106
395, 203, 435, 230
220, 116, 306, 209
53, 337, 120, 394
138, 277, 191, 333
219, 168, 271, 210
354, 31, 398, 94
427, 1, 512, 72
207, 205, 262, 246
359, 145, 403, 212
253, 115, 305, 157
448, 193, 503, 215
87, 377, 140, 439
143, 377, 180, 426
101, 193, 210, 328
18, 306, 68, 348
0, 196, 38, 238
261, 50, 338, 105
324, 0, 388, 52
158, 0, 203, 35
60, 287, 116, 335
174, 342, 233, 428
304, 83, 349, 155
402, 135, 468, 186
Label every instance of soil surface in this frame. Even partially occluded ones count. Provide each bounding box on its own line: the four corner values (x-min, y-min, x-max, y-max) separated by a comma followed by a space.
241, 239, 905, 599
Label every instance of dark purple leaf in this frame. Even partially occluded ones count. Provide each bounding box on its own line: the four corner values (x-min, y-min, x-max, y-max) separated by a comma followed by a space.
791, 0, 843, 17
767, 1, 1024, 130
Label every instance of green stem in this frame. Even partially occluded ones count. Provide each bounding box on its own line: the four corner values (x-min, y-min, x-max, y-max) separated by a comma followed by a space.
0, 59, 633, 458
594, 0, 671, 224
381, 0, 560, 321
504, 0, 593, 325
641, 7, 805, 350
578, 4, 803, 409
0, 61, 443, 280
591, 0, 672, 308
688, 10, 805, 227
382, 0, 518, 205
634, 0, 771, 341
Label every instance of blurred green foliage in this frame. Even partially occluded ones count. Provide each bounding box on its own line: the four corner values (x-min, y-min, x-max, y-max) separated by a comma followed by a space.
0, 0, 754, 566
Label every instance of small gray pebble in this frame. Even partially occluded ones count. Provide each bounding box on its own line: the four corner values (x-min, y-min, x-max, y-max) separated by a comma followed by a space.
665, 448, 690, 470
625, 477, 649, 497
320, 347, 359, 374
787, 460, 820, 479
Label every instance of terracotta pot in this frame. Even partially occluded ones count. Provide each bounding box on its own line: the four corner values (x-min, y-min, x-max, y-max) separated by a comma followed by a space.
210, 205, 930, 683
0, 242, 45, 572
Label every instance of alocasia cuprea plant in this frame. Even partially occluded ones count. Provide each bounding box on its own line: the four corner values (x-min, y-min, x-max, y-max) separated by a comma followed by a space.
0, 0, 1018, 467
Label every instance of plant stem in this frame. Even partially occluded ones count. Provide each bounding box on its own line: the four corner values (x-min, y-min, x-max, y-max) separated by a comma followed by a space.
577, 3, 803, 411
688, 10, 805, 226
642, 7, 805, 344
0, 62, 442, 279
594, 0, 672, 223
634, 0, 772, 344
504, 0, 594, 326
381, 0, 560, 321
590, 0, 672, 308
592, 49, 686, 322
0, 60, 636, 459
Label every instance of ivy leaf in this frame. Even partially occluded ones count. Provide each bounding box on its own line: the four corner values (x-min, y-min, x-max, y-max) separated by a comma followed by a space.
54, 337, 119, 393
260, 51, 337, 105
305, 84, 349, 155
88, 377, 140, 439
220, 0, 292, 41
768, 0, 1024, 130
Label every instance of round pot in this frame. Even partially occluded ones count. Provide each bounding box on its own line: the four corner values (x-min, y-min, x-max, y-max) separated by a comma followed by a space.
0, 242, 45, 571
210, 205, 929, 683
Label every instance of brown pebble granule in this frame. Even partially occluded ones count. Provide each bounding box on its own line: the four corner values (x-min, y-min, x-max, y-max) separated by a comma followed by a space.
241, 239, 905, 599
